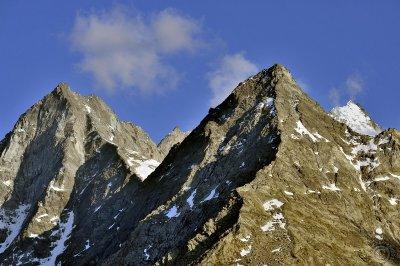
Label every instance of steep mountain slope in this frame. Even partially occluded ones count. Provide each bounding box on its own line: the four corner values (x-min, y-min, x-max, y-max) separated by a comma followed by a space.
157, 127, 189, 158
0, 84, 163, 264
104, 65, 400, 265
0, 65, 399, 265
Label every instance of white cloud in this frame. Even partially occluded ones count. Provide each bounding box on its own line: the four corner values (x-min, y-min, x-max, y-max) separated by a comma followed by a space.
208, 53, 258, 107
328, 87, 341, 106
328, 73, 364, 106
70, 7, 202, 93
153, 10, 201, 53
346, 73, 363, 99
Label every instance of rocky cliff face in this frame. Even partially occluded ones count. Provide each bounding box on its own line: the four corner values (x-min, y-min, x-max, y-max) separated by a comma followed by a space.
0, 65, 399, 265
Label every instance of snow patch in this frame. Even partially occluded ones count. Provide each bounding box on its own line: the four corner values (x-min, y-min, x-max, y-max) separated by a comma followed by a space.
330, 101, 381, 136
186, 189, 197, 209
135, 159, 160, 181
263, 199, 284, 211
391, 173, 400, 179
201, 187, 219, 202
2, 180, 12, 187
49, 180, 65, 192
292, 121, 327, 142
322, 183, 341, 192
265, 97, 274, 107
374, 176, 390, 182
261, 213, 286, 232
305, 189, 321, 194
284, 191, 294, 196
333, 165, 339, 174
239, 235, 251, 242
94, 205, 102, 213
293, 121, 318, 142
389, 197, 398, 206
144, 244, 152, 260
378, 137, 390, 146
108, 223, 115, 230
271, 247, 281, 253
40, 211, 74, 265
74, 239, 92, 257
313, 132, 330, 142
84, 105, 91, 114
351, 139, 377, 155
240, 245, 252, 257
165, 205, 180, 219
375, 227, 383, 240
35, 213, 49, 222
0, 204, 30, 253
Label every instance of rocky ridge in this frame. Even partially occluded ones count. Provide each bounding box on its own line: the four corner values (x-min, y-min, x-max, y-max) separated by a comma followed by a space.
0, 65, 399, 265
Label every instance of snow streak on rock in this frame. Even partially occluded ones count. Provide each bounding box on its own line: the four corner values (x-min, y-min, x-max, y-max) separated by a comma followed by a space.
0, 205, 30, 253
40, 211, 75, 265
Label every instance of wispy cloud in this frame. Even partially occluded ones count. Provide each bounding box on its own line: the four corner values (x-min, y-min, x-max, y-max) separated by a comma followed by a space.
328, 87, 341, 106
328, 72, 365, 106
346, 73, 363, 100
70, 7, 202, 93
208, 53, 258, 107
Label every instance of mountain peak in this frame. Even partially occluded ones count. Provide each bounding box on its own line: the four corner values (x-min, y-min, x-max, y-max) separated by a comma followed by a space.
270, 63, 289, 72
171, 126, 184, 134
157, 126, 189, 157
330, 100, 382, 136
52, 82, 73, 96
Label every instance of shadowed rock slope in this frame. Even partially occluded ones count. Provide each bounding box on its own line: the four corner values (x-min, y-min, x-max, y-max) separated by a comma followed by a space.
1, 65, 399, 265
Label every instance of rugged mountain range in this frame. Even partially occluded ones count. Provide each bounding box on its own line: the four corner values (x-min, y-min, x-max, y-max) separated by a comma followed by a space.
0, 65, 399, 265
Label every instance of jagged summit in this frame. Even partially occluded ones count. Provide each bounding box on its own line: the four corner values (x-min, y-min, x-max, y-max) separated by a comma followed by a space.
54, 82, 71, 93
1, 66, 399, 265
330, 100, 382, 136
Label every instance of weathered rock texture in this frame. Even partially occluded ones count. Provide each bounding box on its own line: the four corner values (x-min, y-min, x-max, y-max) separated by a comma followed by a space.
0, 65, 399, 265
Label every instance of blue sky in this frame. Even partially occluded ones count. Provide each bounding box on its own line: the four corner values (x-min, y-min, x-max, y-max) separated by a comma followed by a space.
1, 1, 399, 142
